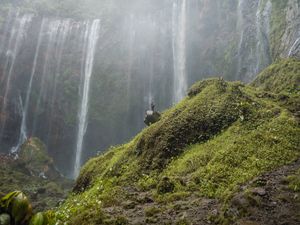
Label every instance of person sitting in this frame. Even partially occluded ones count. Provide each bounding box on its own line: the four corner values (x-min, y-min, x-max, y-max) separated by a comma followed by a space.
144, 102, 161, 126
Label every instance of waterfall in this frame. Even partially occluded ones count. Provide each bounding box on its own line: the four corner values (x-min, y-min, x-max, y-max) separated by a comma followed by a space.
11, 19, 45, 153
147, 54, 154, 108
288, 37, 300, 56
236, 0, 272, 81
255, 0, 272, 74
0, 13, 33, 137
172, 0, 187, 103
46, 19, 71, 141
147, 19, 156, 108
74, 20, 100, 177
236, 0, 244, 80
1, 14, 33, 114
127, 15, 135, 99
52, 19, 71, 96
32, 20, 61, 133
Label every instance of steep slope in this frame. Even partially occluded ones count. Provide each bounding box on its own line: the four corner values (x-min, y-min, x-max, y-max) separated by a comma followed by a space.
48, 59, 300, 225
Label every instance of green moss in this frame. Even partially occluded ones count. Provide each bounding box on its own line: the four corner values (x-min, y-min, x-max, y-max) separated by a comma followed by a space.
175, 218, 191, 225
18, 138, 52, 176
0, 138, 72, 212
55, 60, 300, 224
252, 58, 300, 94
136, 79, 248, 171
144, 206, 161, 217
165, 109, 299, 198
252, 58, 300, 114
287, 168, 300, 192
156, 176, 175, 194
73, 140, 138, 193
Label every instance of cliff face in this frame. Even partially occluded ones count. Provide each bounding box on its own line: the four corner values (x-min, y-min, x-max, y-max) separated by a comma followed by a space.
278, 0, 300, 57
0, 0, 299, 176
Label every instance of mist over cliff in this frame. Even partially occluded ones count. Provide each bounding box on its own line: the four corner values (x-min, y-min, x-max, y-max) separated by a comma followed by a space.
0, 0, 299, 177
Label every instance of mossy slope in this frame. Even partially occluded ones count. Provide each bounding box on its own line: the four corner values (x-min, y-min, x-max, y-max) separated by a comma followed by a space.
55, 59, 300, 224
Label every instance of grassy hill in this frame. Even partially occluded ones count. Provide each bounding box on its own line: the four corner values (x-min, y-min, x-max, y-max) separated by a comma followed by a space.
28, 58, 300, 224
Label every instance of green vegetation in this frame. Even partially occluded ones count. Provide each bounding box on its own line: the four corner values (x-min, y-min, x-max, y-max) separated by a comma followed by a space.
2, 59, 298, 224
48, 59, 300, 224
0, 138, 72, 212
252, 58, 300, 94
287, 168, 300, 192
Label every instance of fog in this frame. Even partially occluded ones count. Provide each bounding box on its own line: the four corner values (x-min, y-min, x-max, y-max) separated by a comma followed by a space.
0, 0, 299, 177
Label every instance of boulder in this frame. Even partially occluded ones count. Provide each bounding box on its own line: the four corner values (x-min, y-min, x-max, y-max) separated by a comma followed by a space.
18, 138, 60, 180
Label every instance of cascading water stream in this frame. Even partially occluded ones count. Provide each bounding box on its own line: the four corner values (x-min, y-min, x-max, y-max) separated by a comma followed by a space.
1, 14, 33, 113
146, 18, 156, 108
172, 0, 187, 103
52, 20, 71, 97
236, 0, 244, 80
236, 0, 272, 80
0, 13, 32, 137
46, 20, 71, 142
288, 37, 300, 56
11, 19, 46, 153
147, 53, 154, 108
127, 15, 135, 99
74, 19, 100, 177
32, 20, 60, 133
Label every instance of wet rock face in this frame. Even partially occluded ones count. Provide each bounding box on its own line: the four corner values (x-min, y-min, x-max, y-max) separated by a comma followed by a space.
236, 0, 260, 81
281, 0, 300, 58
0, 97, 22, 151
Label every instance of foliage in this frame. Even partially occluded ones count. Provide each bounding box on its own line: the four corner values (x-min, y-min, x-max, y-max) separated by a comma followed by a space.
287, 168, 300, 192
0, 138, 73, 212
0, 191, 32, 225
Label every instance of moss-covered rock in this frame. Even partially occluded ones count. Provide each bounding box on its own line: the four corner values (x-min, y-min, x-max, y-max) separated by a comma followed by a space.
251, 58, 300, 94
252, 58, 300, 117
0, 139, 73, 212
136, 79, 248, 171
18, 138, 60, 179
55, 59, 300, 224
